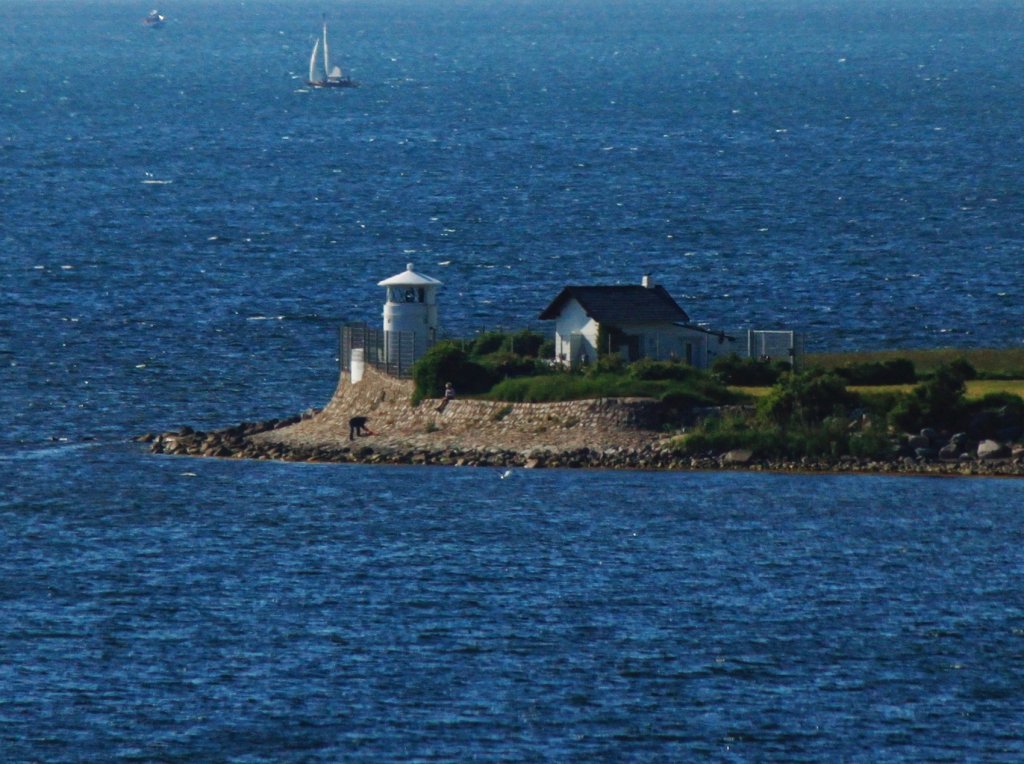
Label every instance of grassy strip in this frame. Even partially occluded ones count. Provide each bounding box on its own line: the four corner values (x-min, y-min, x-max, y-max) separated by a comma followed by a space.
806, 347, 1024, 377
484, 372, 739, 406
734, 380, 1024, 401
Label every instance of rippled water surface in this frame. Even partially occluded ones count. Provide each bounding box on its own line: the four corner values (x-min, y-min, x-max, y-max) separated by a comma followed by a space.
3, 448, 1024, 761
3, 0, 1024, 759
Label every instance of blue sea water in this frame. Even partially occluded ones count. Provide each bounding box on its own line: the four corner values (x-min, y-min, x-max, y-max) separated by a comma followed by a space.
3, 0, 1024, 760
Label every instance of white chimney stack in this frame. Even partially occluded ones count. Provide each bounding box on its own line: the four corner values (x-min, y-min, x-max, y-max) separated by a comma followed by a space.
642, 273, 652, 288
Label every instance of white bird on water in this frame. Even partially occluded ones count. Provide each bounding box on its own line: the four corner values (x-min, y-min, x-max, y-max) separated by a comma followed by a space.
499, 469, 513, 479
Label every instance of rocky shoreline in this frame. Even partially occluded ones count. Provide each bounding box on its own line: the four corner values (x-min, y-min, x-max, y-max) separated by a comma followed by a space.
138, 415, 1024, 478
138, 367, 1024, 478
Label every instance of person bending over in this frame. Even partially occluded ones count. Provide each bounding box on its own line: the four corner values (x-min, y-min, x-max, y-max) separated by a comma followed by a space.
349, 416, 375, 440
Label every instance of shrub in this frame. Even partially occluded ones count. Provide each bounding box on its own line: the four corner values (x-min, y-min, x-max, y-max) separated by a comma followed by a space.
847, 427, 897, 459
758, 370, 858, 427
483, 370, 736, 407
970, 391, 1024, 410
479, 351, 545, 379
887, 363, 969, 432
588, 354, 625, 376
470, 331, 508, 357
628, 358, 701, 382
681, 414, 771, 455
946, 357, 978, 382
412, 342, 495, 401
963, 393, 1024, 441
470, 329, 547, 359
712, 354, 788, 386
682, 410, 895, 460
857, 390, 905, 418
834, 358, 917, 385
507, 329, 546, 358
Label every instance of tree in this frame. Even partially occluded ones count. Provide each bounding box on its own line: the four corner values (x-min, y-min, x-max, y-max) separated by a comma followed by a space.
412, 342, 494, 402
758, 370, 857, 427
888, 363, 968, 432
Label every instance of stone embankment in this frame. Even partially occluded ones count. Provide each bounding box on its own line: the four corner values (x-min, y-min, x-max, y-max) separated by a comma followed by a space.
141, 367, 1024, 477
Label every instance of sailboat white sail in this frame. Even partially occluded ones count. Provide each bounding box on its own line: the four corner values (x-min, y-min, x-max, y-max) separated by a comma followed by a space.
309, 38, 320, 84
307, 15, 356, 88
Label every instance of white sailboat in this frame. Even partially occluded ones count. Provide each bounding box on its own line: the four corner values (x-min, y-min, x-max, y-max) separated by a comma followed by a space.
307, 15, 356, 88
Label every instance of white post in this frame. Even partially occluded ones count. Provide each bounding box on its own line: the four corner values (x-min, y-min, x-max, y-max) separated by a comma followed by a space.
350, 348, 365, 384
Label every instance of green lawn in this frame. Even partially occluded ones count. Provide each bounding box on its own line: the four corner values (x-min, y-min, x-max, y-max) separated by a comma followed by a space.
805, 347, 1024, 378
732, 380, 1024, 401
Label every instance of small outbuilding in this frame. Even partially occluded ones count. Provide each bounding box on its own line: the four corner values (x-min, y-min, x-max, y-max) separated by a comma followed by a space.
538, 275, 736, 369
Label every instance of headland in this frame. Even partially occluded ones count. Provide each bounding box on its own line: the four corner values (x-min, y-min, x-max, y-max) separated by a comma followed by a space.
142, 367, 1024, 477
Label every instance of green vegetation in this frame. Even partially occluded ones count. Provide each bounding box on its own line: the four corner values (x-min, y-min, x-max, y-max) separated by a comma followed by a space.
680, 412, 895, 460
807, 347, 1024, 380
712, 354, 791, 386
681, 368, 893, 459
832, 358, 917, 385
411, 336, 1024, 460
412, 330, 551, 402
411, 334, 741, 418
481, 358, 740, 416
680, 359, 1024, 460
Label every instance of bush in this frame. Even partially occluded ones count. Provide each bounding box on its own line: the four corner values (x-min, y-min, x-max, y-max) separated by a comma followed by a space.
483, 370, 736, 407
887, 363, 968, 432
587, 354, 625, 376
470, 331, 508, 357
847, 425, 898, 459
963, 393, 1024, 441
970, 391, 1024, 410
470, 329, 547, 359
507, 329, 546, 358
486, 375, 616, 403
412, 342, 495, 401
834, 359, 917, 385
681, 410, 895, 460
712, 355, 789, 386
946, 357, 978, 382
628, 358, 701, 382
758, 370, 858, 427
478, 351, 547, 379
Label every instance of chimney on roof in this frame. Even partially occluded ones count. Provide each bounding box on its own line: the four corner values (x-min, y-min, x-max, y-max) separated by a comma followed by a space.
641, 273, 653, 288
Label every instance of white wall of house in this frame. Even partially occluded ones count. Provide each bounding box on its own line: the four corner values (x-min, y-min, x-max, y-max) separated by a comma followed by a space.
622, 323, 735, 369
553, 299, 599, 364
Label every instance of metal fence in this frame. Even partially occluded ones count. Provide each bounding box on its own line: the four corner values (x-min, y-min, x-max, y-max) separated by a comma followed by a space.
746, 330, 805, 370
340, 323, 431, 379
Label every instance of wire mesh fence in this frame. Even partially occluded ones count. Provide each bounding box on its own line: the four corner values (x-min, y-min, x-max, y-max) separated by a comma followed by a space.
341, 323, 430, 379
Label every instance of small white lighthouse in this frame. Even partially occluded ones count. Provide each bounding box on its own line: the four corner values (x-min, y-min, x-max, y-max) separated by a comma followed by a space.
377, 262, 443, 364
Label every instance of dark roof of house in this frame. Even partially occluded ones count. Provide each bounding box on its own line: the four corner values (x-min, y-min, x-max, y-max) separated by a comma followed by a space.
539, 285, 689, 323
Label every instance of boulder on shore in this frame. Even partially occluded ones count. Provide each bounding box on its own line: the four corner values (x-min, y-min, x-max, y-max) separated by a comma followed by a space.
977, 439, 1009, 460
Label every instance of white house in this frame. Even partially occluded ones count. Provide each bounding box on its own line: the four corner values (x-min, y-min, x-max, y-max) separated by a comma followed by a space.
538, 275, 736, 369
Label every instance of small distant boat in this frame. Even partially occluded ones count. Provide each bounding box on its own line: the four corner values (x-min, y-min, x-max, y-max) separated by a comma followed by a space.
143, 9, 166, 27
307, 15, 356, 89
